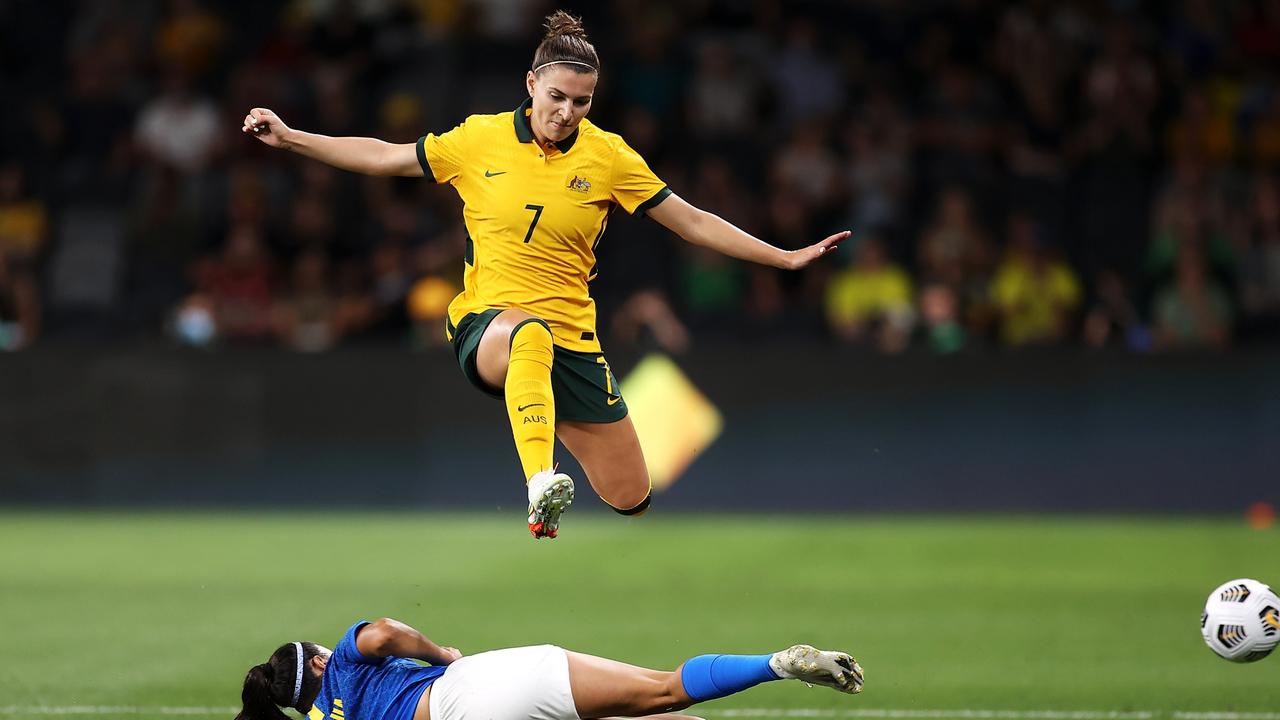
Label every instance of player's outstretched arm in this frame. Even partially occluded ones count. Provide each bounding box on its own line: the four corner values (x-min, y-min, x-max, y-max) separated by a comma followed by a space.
241, 108, 424, 178
646, 193, 850, 271
354, 618, 463, 665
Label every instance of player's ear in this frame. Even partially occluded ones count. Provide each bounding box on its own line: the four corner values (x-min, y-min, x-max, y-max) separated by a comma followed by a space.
526, 71, 536, 96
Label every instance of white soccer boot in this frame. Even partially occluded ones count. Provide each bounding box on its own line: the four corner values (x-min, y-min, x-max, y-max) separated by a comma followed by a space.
769, 644, 864, 694
526, 468, 574, 539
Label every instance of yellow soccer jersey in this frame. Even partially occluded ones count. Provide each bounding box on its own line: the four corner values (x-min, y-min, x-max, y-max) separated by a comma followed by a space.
418, 98, 671, 353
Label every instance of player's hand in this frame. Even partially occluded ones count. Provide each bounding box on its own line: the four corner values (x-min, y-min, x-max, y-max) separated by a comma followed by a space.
242, 108, 292, 149
438, 646, 463, 664
784, 230, 852, 270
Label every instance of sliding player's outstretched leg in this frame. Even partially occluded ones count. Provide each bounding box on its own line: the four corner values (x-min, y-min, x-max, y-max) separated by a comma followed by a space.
565, 643, 863, 719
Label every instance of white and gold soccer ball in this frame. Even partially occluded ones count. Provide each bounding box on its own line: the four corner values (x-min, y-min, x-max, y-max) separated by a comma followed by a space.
1201, 578, 1280, 662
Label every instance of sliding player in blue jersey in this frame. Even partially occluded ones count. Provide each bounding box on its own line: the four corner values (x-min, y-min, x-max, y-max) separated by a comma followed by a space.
236, 617, 863, 720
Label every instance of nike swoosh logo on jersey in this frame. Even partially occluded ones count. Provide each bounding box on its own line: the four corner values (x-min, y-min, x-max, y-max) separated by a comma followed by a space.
607, 395, 622, 406
484, 170, 507, 177
517, 403, 545, 411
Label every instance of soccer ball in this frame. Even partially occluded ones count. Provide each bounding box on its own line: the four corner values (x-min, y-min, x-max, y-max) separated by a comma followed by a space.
1201, 578, 1280, 662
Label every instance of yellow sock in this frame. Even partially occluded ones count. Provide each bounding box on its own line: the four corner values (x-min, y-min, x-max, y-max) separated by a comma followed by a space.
505, 319, 555, 482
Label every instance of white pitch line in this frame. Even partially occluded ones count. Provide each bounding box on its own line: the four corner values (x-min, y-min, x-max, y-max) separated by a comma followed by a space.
1175, 715, 1280, 720
1, 709, 1276, 720
705, 711, 1280, 720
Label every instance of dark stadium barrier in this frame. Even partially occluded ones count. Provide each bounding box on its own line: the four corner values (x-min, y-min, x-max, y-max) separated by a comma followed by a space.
1, 344, 1276, 512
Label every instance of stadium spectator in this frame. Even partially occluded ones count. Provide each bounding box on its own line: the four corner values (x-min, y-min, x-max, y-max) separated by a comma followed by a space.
283, 184, 341, 256
0, 250, 39, 350
59, 44, 136, 201
1083, 269, 1151, 351
1234, 0, 1280, 64
1249, 92, 1280, 166
919, 283, 966, 354
916, 187, 994, 341
770, 18, 843, 129
687, 39, 762, 140
919, 62, 1003, 191
1166, 87, 1236, 167
155, 0, 226, 80
1238, 174, 1280, 325
135, 69, 222, 175
1162, 0, 1229, 82
0, 163, 48, 261
404, 234, 464, 348
614, 15, 684, 123
1152, 241, 1233, 350
610, 288, 691, 354
1146, 185, 1237, 293
772, 118, 842, 215
674, 158, 750, 331
824, 236, 914, 354
988, 213, 1081, 347
1073, 20, 1160, 278
841, 91, 911, 241
1003, 75, 1069, 246
274, 248, 342, 352
199, 224, 276, 342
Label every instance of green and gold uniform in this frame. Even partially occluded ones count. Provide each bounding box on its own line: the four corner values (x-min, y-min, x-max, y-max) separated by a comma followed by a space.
418, 99, 671, 421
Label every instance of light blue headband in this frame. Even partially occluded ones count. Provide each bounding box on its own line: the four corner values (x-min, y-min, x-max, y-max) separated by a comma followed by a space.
290, 642, 304, 707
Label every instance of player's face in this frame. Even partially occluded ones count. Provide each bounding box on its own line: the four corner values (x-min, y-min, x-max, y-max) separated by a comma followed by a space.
526, 66, 596, 144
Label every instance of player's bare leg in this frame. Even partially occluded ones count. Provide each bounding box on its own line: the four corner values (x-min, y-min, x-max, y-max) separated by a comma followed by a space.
565, 651, 694, 718
477, 308, 573, 538
557, 416, 652, 514
600, 715, 704, 720
475, 308, 534, 387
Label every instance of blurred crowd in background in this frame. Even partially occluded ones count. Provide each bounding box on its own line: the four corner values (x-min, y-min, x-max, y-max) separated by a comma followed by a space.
2, 0, 1280, 355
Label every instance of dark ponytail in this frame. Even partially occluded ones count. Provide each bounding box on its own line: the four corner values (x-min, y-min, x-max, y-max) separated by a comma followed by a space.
532, 10, 599, 75
235, 642, 324, 720
236, 663, 289, 720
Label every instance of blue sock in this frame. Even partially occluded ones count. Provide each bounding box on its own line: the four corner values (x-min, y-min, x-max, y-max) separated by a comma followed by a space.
679, 654, 780, 702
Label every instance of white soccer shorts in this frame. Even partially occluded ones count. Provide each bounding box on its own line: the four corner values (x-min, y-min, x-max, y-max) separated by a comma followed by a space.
428, 645, 580, 720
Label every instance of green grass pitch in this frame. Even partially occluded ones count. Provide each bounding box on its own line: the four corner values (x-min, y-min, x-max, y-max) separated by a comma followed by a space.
0, 512, 1277, 718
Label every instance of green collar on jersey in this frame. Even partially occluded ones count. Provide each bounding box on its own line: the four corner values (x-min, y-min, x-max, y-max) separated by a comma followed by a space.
515, 97, 580, 153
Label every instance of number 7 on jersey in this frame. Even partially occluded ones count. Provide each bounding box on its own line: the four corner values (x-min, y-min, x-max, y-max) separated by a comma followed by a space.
522, 204, 545, 244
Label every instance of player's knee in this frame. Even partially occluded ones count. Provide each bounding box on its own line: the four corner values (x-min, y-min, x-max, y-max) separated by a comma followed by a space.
609, 486, 652, 517
508, 318, 553, 365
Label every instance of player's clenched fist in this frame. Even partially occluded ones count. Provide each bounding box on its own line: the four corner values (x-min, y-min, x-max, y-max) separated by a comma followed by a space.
242, 108, 291, 148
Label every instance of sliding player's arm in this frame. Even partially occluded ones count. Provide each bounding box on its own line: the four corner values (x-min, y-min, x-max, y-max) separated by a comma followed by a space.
241, 108, 423, 177
355, 618, 463, 665
646, 193, 851, 271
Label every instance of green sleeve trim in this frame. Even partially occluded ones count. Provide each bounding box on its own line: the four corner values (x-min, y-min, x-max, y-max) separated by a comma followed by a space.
634, 186, 672, 217
416, 135, 435, 182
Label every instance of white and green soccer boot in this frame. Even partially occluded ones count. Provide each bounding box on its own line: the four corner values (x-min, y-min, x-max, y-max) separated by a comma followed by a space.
770, 644, 864, 694
527, 469, 574, 539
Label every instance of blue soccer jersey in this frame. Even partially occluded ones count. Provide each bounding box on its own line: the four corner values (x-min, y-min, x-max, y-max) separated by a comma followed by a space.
307, 621, 448, 720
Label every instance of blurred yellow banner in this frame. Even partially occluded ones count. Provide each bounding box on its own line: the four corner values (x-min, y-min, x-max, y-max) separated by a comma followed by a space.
619, 354, 723, 490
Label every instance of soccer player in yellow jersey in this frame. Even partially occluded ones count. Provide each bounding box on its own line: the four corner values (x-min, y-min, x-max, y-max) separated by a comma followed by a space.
243, 11, 850, 538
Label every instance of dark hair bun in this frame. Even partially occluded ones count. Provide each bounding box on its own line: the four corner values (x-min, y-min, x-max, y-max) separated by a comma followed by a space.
544, 10, 588, 41
532, 9, 598, 73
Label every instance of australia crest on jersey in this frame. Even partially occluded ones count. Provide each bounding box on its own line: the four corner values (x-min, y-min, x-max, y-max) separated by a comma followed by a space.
566, 175, 592, 193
